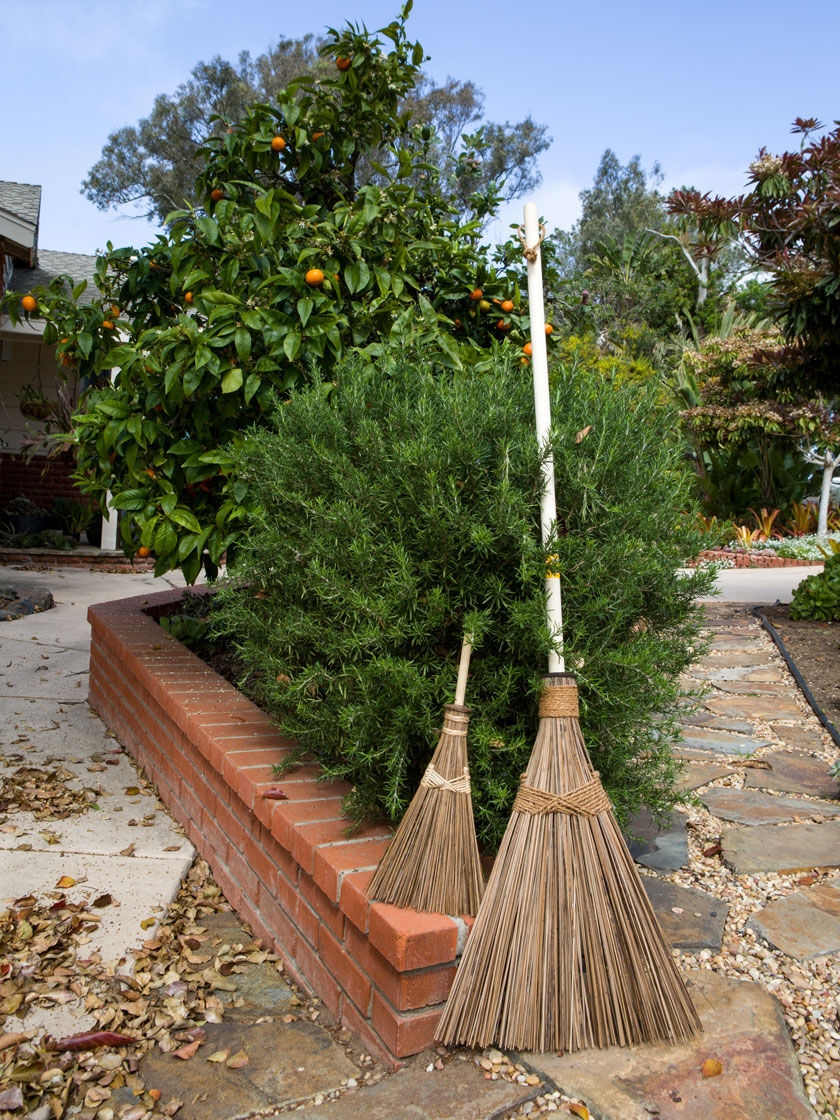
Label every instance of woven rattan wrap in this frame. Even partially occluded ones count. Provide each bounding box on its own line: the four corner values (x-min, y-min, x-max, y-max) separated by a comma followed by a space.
538, 688, 579, 718
513, 774, 611, 817
420, 764, 471, 795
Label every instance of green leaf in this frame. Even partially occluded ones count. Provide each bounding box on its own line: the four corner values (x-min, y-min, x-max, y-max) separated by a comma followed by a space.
168, 507, 202, 532
196, 216, 220, 244
283, 332, 301, 361
221, 366, 244, 393
234, 327, 252, 362
77, 331, 93, 358
297, 298, 314, 328
154, 520, 178, 556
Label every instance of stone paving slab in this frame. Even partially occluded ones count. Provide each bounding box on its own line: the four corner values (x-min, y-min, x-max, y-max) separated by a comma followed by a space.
677, 728, 772, 757
722, 820, 840, 874
643, 877, 729, 952
680, 712, 754, 733
676, 762, 732, 792
706, 694, 804, 721
701, 787, 840, 826
747, 883, 840, 960
625, 810, 689, 872
743, 749, 840, 800
138, 1019, 360, 1120
773, 725, 831, 752
295, 1058, 542, 1120
525, 971, 817, 1120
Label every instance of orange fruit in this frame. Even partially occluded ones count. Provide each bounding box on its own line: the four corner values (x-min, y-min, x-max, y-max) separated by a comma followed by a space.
496, 319, 511, 331
210, 188, 225, 202
545, 323, 554, 335
478, 299, 491, 311
136, 546, 151, 558
184, 291, 193, 304
522, 342, 533, 357
305, 268, 325, 286
336, 56, 352, 71
312, 131, 325, 141
469, 288, 483, 301
110, 304, 121, 317
21, 294, 37, 312
271, 135, 286, 152
102, 320, 115, 330
500, 299, 514, 313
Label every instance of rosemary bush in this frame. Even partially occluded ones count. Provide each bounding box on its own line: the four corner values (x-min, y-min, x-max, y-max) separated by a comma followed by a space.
209, 347, 714, 850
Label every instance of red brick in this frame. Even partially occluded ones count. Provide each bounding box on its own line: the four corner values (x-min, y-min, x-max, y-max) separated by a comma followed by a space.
224, 843, 260, 906
345, 923, 456, 1013
368, 904, 458, 971
370, 992, 443, 1059
339, 870, 373, 934
298, 874, 344, 942
337, 994, 394, 1069
294, 937, 341, 1017
240, 827, 282, 894
313, 837, 391, 903
319, 926, 371, 1017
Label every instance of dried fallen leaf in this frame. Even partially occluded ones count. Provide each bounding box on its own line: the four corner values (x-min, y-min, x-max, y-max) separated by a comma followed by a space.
46, 1030, 138, 1052
0, 1031, 33, 1050
569, 1103, 590, 1119
703, 843, 723, 858
575, 425, 592, 444
120, 842, 136, 857
226, 1051, 249, 1069
206, 1050, 230, 1063
701, 1057, 723, 1078
92, 894, 113, 908
171, 1040, 201, 1061
55, 875, 76, 889
0, 1086, 24, 1110
261, 788, 288, 800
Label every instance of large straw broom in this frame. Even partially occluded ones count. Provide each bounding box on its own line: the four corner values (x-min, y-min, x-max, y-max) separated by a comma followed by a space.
435, 204, 701, 1052
367, 639, 485, 917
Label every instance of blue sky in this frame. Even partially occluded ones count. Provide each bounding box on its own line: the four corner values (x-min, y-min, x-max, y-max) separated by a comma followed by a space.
3, 0, 839, 257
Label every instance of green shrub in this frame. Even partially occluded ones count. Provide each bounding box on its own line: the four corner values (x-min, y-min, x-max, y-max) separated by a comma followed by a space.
208, 346, 714, 851
790, 553, 840, 621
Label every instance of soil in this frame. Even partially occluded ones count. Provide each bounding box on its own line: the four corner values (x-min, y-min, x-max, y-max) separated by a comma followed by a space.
760, 603, 840, 733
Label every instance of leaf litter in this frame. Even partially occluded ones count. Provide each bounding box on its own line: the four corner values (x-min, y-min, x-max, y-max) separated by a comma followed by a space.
0, 858, 302, 1119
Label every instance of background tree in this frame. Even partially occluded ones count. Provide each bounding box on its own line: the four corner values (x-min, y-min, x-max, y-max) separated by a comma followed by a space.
81, 26, 549, 227
4, 6, 538, 583
667, 118, 840, 519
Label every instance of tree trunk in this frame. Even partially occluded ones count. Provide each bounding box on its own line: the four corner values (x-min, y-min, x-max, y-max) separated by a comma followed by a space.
817, 448, 840, 536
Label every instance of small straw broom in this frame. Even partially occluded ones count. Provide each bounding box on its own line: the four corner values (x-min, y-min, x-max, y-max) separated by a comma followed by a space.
436, 203, 701, 1052
367, 639, 484, 917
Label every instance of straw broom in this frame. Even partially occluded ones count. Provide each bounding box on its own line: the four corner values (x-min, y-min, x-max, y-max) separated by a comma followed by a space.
367, 639, 484, 917
435, 203, 701, 1051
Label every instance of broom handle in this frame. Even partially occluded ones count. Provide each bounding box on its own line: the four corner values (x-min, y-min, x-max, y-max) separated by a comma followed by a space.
454, 639, 473, 707
524, 201, 565, 674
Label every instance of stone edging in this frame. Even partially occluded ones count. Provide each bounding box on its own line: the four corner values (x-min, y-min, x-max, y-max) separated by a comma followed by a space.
87, 588, 464, 1066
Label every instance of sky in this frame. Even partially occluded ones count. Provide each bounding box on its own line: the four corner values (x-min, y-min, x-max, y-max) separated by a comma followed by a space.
2, 0, 839, 258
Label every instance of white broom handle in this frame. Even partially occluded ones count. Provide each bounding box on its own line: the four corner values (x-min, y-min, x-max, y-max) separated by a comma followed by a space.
524, 201, 565, 674
454, 639, 473, 707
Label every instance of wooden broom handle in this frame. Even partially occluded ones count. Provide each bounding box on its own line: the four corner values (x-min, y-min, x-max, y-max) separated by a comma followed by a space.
454, 639, 473, 707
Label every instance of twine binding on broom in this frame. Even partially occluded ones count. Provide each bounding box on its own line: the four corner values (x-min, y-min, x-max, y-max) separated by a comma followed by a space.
436, 673, 701, 1053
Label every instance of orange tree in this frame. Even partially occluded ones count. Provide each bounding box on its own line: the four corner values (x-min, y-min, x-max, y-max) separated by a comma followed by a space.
1, 4, 535, 583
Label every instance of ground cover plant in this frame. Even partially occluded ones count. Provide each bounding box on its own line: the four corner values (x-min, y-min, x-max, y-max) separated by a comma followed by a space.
207, 346, 713, 851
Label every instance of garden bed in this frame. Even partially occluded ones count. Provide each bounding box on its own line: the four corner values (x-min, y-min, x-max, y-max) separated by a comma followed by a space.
694, 548, 825, 568
87, 586, 470, 1066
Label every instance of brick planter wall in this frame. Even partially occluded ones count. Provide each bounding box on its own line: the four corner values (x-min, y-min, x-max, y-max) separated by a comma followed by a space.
87, 588, 470, 1065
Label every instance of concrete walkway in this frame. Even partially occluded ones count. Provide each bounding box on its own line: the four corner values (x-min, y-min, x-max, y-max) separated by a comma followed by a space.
1, 562, 836, 1119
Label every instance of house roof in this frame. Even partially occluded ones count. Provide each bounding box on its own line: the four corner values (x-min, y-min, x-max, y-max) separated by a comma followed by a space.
9, 250, 99, 304
0, 181, 42, 267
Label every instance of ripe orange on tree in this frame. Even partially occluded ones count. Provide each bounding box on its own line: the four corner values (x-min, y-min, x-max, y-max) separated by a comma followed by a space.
336, 56, 352, 71
469, 288, 483, 301
136, 546, 152, 558
210, 188, 225, 202
496, 319, 511, 331
102, 319, 115, 330
500, 299, 514, 313
545, 323, 554, 335
184, 291, 194, 304
312, 131, 325, 141
305, 268, 325, 286
522, 341, 533, 357
21, 294, 37, 312
271, 135, 286, 152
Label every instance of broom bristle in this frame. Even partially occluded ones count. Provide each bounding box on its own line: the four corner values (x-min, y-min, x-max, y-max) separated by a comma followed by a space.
368, 704, 485, 917
436, 674, 700, 1052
